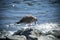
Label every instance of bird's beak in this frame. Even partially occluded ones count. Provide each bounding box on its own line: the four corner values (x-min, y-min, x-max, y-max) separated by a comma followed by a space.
35, 19, 37, 24
35, 21, 37, 24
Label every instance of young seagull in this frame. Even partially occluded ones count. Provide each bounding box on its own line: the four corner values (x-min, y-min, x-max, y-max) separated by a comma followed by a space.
16, 15, 37, 26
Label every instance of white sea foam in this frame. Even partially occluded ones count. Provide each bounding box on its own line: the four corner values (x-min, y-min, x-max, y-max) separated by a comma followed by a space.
6, 23, 59, 34
8, 31, 16, 36
34, 23, 59, 33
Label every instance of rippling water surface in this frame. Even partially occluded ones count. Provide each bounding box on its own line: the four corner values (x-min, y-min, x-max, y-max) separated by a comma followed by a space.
0, 0, 60, 40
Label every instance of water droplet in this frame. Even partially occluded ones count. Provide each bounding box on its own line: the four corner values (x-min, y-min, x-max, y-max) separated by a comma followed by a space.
12, 5, 15, 7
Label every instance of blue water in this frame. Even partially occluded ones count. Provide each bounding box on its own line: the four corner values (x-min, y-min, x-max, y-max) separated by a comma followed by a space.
0, 0, 60, 31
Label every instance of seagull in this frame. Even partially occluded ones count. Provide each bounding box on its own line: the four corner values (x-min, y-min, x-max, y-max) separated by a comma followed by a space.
16, 15, 37, 26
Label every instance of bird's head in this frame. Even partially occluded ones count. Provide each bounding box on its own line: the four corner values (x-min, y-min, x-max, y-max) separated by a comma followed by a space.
35, 18, 37, 24
33, 18, 37, 24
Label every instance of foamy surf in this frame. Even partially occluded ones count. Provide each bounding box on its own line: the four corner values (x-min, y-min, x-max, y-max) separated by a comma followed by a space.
6, 23, 59, 30
1, 23, 60, 40
6, 23, 59, 35
34, 23, 59, 33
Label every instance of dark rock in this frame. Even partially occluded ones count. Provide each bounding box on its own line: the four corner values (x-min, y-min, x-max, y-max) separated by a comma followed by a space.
21, 28, 33, 36
13, 28, 33, 36
13, 30, 23, 35
0, 37, 6, 40
12, 28, 41, 40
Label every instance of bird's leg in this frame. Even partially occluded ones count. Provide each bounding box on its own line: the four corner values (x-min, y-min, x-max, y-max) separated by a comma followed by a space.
25, 24, 31, 29
26, 24, 29, 27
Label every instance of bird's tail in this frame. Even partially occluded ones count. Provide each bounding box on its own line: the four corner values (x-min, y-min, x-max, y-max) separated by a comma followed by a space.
16, 22, 20, 24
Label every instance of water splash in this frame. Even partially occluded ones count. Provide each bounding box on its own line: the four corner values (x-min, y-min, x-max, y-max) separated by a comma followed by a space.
6, 23, 59, 34
34, 23, 58, 33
